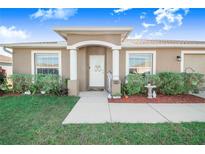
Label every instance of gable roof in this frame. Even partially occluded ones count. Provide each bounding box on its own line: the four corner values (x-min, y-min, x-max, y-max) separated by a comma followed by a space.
2, 41, 67, 48
53, 26, 133, 41
2, 39, 205, 49
122, 39, 205, 48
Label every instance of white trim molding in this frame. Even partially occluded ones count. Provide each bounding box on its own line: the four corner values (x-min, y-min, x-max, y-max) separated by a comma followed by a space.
31, 50, 62, 76
126, 50, 156, 76
180, 50, 205, 72
67, 40, 121, 50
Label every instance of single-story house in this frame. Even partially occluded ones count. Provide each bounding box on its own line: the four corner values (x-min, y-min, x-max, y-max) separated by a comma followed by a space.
2, 27, 205, 95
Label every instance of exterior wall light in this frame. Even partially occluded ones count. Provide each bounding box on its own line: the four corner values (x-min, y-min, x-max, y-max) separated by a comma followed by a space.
177, 56, 181, 62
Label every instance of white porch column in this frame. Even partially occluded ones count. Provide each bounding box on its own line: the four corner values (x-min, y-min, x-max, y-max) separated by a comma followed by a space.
112, 49, 120, 80
70, 49, 77, 80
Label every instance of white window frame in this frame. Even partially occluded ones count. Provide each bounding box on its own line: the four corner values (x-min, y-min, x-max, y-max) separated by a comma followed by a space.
181, 50, 205, 73
31, 50, 62, 76
126, 50, 156, 75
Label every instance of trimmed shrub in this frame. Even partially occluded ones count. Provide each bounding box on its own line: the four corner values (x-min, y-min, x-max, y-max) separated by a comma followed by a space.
0, 67, 11, 95
123, 74, 145, 96
182, 72, 204, 93
144, 74, 161, 93
158, 72, 185, 95
122, 72, 204, 96
10, 74, 33, 93
10, 74, 68, 96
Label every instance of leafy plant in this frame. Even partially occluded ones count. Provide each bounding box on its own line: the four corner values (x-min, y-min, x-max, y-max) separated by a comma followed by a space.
0, 67, 11, 94
182, 72, 204, 93
123, 74, 145, 96
158, 72, 185, 95
10, 74, 68, 96
0, 67, 6, 85
10, 74, 33, 93
121, 72, 204, 96
144, 74, 161, 93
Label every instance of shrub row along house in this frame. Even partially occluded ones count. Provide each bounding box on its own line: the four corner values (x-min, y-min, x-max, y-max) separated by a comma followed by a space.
2, 27, 205, 96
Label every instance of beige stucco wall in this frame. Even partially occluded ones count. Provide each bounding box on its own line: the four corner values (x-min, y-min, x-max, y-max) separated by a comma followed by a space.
13, 48, 31, 74
12, 46, 205, 92
156, 48, 205, 73
156, 48, 181, 72
61, 48, 70, 79
13, 48, 69, 79
13, 46, 183, 87
67, 34, 121, 46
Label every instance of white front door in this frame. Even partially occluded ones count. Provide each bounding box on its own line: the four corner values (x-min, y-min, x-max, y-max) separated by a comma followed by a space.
89, 55, 105, 87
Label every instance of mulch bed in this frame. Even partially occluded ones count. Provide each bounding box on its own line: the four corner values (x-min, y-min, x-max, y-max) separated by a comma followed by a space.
108, 94, 205, 103
0, 92, 20, 97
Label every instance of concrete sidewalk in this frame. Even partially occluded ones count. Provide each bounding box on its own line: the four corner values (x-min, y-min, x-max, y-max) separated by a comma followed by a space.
62, 91, 111, 124
62, 91, 205, 124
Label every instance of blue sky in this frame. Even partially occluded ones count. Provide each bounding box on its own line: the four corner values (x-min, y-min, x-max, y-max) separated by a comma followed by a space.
0, 8, 205, 43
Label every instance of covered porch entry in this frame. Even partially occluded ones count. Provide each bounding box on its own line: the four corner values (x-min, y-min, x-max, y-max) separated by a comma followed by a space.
68, 41, 121, 95
77, 45, 110, 91
53, 27, 133, 96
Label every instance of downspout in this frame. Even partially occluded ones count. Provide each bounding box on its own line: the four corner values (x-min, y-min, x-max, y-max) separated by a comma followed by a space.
3, 46, 12, 55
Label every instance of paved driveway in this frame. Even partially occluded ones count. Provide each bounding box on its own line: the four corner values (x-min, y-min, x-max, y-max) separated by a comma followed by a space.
62, 92, 205, 124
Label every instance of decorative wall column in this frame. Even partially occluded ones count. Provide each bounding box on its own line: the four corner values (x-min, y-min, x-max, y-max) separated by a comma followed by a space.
67, 48, 79, 96
112, 49, 120, 81
111, 48, 121, 96
70, 49, 77, 80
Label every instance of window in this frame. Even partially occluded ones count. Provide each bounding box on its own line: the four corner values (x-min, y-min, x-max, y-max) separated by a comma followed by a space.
126, 51, 156, 75
32, 51, 61, 75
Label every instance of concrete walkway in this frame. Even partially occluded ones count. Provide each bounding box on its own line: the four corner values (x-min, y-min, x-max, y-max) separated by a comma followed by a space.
63, 91, 111, 124
62, 91, 205, 124
192, 91, 205, 99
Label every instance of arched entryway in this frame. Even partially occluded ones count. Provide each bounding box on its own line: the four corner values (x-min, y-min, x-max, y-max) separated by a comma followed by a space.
67, 40, 121, 95
78, 45, 109, 91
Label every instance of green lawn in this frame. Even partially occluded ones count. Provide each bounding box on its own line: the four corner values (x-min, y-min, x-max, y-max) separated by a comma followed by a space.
0, 96, 205, 145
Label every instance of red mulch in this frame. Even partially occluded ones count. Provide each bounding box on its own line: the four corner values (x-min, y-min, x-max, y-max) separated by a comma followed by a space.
0, 92, 20, 97
108, 94, 205, 103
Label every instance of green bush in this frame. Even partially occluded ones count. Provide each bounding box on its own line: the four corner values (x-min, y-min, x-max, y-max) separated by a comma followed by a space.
182, 73, 204, 93
122, 72, 204, 96
123, 74, 145, 96
158, 72, 185, 95
10, 74, 33, 93
158, 72, 204, 95
144, 74, 161, 93
10, 74, 67, 95
0, 67, 11, 94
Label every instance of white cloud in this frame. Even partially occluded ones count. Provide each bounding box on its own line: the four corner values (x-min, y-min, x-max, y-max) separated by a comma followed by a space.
183, 8, 190, 15
154, 8, 188, 31
140, 12, 146, 19
0, 25, 29, 43
30, 8, 78, 21
128, 30, 148, 39
113, 8, 132, 14
148, 30, 164, 38
142, 22, 155, 28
